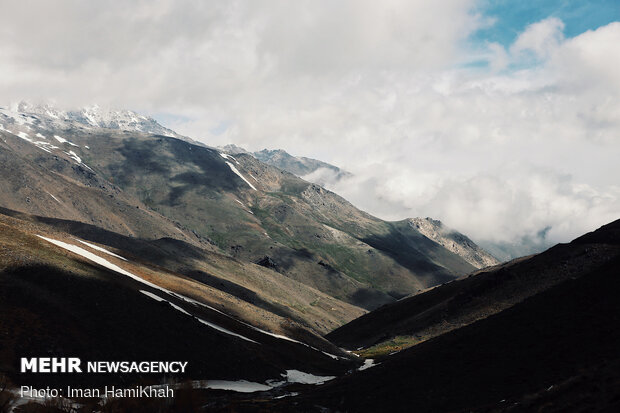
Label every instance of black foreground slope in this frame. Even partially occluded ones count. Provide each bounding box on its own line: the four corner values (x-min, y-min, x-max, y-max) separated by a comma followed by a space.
327, 219, 620, 351
275, 254, 620, 413
0, 214, 357, 392
0, 263, 354, 390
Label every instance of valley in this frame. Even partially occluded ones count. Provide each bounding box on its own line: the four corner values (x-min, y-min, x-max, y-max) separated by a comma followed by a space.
0, 104, 618, 412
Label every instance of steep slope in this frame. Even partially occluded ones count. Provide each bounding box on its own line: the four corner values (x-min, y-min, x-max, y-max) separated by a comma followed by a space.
94, 141, 476, 304
0, 105, 502, 319
327, 219, 620, 354
0, 213, 361, 408
220, 145, 351, 187
279, 252, 620, 413
0, 108, 484, 313
0, 207, 364, 335
0, 127, 201, 245
252, 149, 350, 181
408, 217, 499, 269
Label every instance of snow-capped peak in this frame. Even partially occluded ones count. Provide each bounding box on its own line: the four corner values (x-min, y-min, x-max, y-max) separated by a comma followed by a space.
2, 101, 183, 139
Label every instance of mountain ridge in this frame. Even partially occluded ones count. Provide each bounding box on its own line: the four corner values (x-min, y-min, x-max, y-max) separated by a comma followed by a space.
0, 103, 498, 318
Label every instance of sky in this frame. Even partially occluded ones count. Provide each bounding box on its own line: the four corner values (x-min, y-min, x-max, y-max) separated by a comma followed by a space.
1, 0, 619, 256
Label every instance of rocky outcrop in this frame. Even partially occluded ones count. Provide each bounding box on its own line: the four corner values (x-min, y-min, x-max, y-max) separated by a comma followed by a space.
408, 217, 500, 269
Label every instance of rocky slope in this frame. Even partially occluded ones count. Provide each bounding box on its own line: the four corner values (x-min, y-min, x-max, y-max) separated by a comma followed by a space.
408, 217, 499, 269
255, 219, 620, 412
0, 105, 493, 316
327, 219, 620, 353
220, 145, 351, 187
0, 211, 359, 406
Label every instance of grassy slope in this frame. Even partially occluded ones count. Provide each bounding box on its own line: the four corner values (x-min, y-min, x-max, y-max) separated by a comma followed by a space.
327, 219, 620, 354
0, 215, 361, 390
77, 132, 476, 307
0, 209, 365, 336
1, 126, 481, 315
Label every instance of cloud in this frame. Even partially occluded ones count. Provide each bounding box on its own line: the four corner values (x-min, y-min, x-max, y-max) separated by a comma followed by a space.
0, 3, 618, 255
317, 20, 620, 250
510, 17, 565, 59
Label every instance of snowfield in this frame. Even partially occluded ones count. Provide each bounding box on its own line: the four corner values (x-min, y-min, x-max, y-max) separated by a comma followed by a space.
75, 239, 127, 260
225, 161, 257, 190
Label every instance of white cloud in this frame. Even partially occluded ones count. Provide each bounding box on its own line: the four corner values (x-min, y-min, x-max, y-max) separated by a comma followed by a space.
510, 17, 565, 59
318, 20, 620, 249
0, 3, 618, 255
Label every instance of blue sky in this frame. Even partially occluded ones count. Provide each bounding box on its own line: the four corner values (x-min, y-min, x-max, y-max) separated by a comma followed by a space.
471, 0, 619, 46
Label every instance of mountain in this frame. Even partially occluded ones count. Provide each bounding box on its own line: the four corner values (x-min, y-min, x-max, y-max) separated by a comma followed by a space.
408, 217, 499, 269
0, 209, 358, 407
3, 102, 196, 143
0, 103, 503, 411
327, 219, 620, 352
264, 219, 620, 412
220, 145, 351, 186
0, 105, 495, 317
1, 103, 616, 412
252, 149, 351, 181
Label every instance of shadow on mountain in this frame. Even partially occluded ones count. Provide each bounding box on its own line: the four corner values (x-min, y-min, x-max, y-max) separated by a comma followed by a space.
277, 254, 620, 412
0, 264, 280, 388
328, 220, 620, 350
0, 205, 206, 263
108, 137, 246, 205
361, 224, 473, 286
184, 269, 302, 323
349, 288, 396, 309
0, 207, 309, 323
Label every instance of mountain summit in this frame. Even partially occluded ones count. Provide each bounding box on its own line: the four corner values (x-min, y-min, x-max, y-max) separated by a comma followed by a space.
3, 101, 188, 141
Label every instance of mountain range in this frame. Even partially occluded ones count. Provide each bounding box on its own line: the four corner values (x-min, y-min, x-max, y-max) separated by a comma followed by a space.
0, 103, 498, 319
219, 145, 351, 187
1, 103, 616, 412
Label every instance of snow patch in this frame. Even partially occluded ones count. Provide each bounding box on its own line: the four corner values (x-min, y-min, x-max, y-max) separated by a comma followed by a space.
140, 290, 258, 344
36, 235, 169, 292
284, 370, 336, 385
75, 239, 127, 261
220, 152, 240, 165
358, 359, 378, 371
47, 192, 61, 203
194, 380, 272, 393
225, 162, 257, 190
35, 133, 46, 139
234, 199, 254, 215
65, 150, 82, 164
274, 392, 299, 399
33, 141, 59, 153
196, 318, 258, 344
140, 290, 192, 316
54, 135, 79, 146
17, 132, 32, 142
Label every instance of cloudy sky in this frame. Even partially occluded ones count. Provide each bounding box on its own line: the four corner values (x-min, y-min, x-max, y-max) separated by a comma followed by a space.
1, 0, 619, 256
